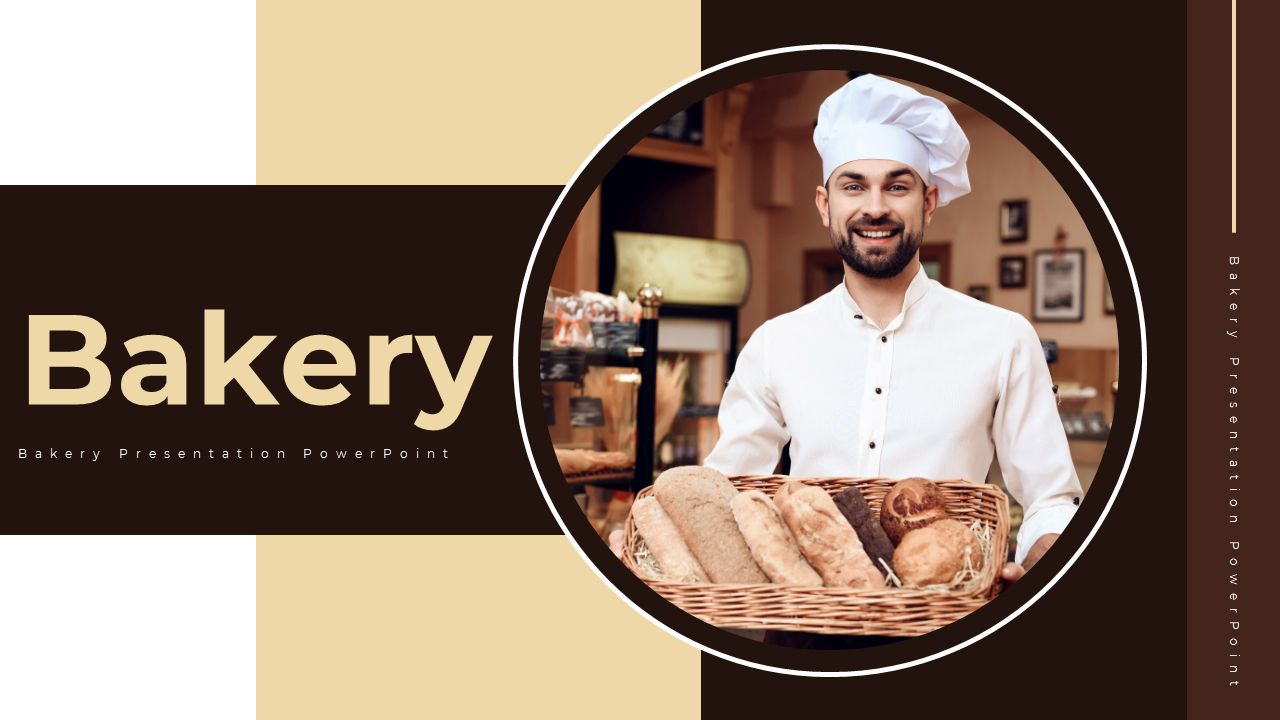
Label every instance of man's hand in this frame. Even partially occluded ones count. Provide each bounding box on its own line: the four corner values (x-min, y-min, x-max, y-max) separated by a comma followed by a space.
608, 530, 624, 559
1001, 533, 1059, 586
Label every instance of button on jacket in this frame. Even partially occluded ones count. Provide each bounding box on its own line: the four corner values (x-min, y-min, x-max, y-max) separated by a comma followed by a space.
704, 265, 1082, 565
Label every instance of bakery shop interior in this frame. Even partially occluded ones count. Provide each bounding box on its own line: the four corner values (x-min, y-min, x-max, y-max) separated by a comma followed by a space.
541, 72, 1119, 641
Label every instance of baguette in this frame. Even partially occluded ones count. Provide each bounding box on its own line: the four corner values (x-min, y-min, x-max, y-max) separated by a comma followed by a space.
555, 448, 591, 476
631, 497, 709, 583
772, 479, 808, 510
555, 448, 634, 476
585, 450, 633, 472
731, 491, 823, 586
780, 486, 885, 589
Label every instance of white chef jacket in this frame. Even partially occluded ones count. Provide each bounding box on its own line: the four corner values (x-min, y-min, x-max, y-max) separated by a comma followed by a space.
705, 265, 1081, 565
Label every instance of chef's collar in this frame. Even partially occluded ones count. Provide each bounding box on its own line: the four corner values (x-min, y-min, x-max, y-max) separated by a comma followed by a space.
839, 263, 933, 331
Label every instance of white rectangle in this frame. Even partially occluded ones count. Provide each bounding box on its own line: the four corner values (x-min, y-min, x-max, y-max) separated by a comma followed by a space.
0, 535, 256, 720
0, 2, 255, 184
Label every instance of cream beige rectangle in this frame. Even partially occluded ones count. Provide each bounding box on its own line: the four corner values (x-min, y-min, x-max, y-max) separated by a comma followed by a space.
258, 2, 701, 184
259, 535, 699, 719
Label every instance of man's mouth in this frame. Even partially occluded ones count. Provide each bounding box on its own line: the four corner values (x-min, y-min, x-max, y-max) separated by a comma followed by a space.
852, 227, 901, 244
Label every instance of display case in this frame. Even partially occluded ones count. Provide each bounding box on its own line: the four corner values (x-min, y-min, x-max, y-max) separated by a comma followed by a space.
545, 85, 754, 495
541, 285, 665, 494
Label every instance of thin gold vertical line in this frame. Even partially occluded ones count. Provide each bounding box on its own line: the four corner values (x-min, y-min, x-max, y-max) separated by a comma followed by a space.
1232, 0, 1237, 233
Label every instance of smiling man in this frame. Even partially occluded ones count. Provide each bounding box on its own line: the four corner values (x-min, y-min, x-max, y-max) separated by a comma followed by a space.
704, 75, 1082, 598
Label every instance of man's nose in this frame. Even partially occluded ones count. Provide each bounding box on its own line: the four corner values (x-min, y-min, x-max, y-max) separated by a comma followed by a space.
862, 188, 890, 218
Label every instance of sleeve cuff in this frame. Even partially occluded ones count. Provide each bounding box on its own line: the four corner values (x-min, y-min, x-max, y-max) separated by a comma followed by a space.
1015, 503, 1076, 566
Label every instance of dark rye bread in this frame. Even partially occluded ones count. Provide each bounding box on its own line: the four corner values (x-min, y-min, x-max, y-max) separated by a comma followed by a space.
833, 488, 896, 577
654, 466, 769, 585
880, 477, 949, 546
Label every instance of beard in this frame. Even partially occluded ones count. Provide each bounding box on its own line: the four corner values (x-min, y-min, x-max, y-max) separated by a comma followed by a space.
831, 215, 924, 279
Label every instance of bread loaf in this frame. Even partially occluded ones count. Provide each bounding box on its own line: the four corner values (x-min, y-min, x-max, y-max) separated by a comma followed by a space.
555, 448, 633, 476
772, 480, 808, 510
730, 491, 823, 586
654, 466, 769, 584
893, 518, 984, 586
631, 497, 709, 583
833, 488, 896, 577
556, 448, 591, 476
779, 486, 885, 589
879, 477, 948, 546
589, 451, 633, 472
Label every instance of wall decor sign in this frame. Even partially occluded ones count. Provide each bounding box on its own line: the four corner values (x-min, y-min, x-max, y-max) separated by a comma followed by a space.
1033, 249, 1086, 322
1000, 255, 1027, 288
1000, 199, 1028, 242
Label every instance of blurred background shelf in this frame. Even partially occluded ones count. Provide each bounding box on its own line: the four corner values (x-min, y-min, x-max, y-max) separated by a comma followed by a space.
565, 472, 636, 494
676, 404, 720, 418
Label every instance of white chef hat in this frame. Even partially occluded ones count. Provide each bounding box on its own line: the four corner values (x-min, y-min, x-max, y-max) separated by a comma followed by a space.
814, 75, 971, 206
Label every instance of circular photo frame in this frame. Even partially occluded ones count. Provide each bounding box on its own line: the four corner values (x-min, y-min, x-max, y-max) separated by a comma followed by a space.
515, 46, 1146, 676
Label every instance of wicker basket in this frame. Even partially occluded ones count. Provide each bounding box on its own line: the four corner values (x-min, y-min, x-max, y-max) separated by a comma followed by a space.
621, 475, 1010, 637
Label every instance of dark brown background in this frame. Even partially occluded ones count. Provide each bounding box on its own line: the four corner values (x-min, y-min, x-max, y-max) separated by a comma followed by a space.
518, 47, 1142, 675
5, 190, 563, 535
693, 0, 1206, 715
1186, 0, 1277, 717
2, 0, 1262, 713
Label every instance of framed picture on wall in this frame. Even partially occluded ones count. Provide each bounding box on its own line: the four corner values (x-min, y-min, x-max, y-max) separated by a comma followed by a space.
968, 285, 989, 302
1103, 273, 1115, 314
648, 100, 704, 146
1001, 199, 1029, 242
1000, 255, 1027, 288
1033, 249, 1086, 321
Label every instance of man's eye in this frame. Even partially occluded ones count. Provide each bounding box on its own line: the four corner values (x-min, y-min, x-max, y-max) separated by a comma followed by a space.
890, 185, 908, 191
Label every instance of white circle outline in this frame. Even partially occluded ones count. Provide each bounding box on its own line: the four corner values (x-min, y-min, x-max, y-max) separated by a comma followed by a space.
512, 45, 1147, 677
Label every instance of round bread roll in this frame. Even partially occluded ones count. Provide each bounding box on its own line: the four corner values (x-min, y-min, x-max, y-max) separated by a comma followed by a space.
894, 518, 984, 586
731, 491, 823, 587
879, 477, 948, 546
654, 466, 769, 584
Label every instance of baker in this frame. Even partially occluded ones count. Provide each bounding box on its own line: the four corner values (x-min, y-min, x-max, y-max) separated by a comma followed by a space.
710, 73, 1080, 581
612, 75, 1082, 615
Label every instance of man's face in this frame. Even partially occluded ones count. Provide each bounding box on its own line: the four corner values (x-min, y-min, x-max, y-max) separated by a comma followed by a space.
815, 159, 940, 279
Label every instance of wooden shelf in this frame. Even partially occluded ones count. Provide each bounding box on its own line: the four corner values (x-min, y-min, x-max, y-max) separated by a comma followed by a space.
627, 135, 716, 168
676, 404, 720, 418
540, 346, 640, 372
565, 469, 634, 484
627, 95, 720, 168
